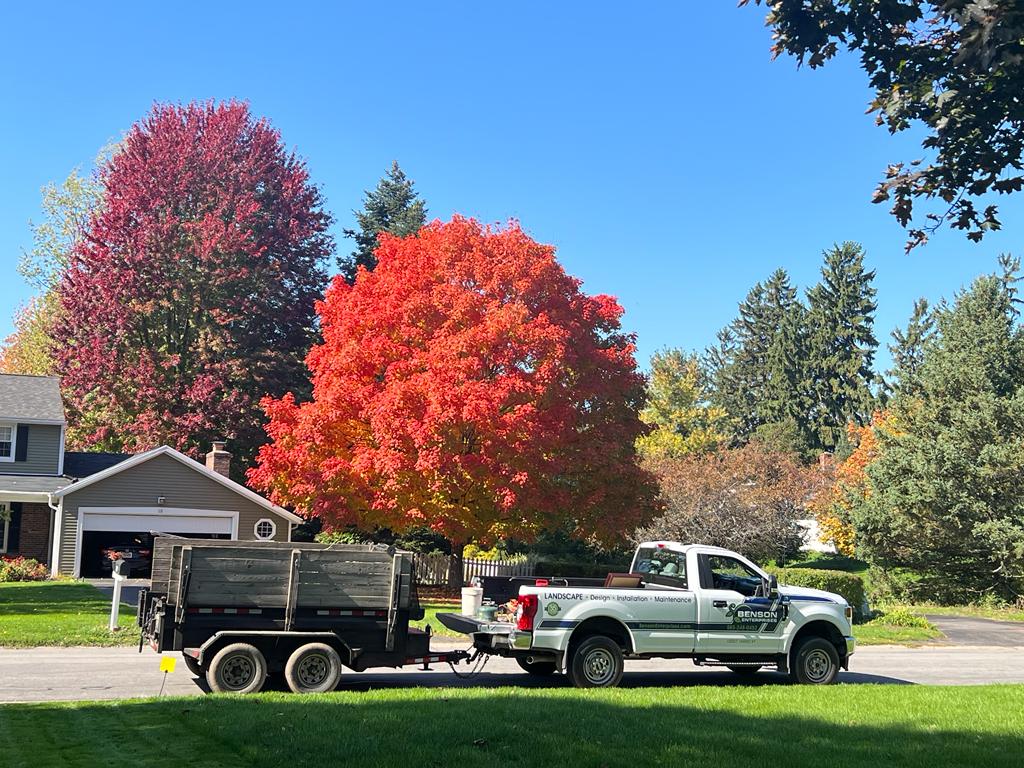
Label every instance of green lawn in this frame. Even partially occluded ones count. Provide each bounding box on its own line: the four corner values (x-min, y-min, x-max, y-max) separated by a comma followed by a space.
411, 601, 464, 638
0, 581, 137, 648
852, 621, 942, 645
1, 686, 1022, 768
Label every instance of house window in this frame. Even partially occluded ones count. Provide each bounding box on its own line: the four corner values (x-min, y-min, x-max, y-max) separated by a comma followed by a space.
254, 518, 276, 540
0, 425, 14, 462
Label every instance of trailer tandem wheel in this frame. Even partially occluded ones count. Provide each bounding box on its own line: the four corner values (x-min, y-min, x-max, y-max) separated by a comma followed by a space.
206, 643, 269, 694
284, 642, 343, 694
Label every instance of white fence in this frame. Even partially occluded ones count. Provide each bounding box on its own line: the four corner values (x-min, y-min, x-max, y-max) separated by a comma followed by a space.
412, 553, 534, 586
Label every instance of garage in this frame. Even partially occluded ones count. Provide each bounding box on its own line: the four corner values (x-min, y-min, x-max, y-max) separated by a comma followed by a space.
75, 507, 238, 578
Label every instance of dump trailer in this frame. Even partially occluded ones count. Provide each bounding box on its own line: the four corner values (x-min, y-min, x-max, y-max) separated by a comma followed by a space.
138, 537, 469, 693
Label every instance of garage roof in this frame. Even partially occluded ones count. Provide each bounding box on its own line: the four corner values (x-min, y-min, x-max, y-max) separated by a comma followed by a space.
52, 445, 302, 524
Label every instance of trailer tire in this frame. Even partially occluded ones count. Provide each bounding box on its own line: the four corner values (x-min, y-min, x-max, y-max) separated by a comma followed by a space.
789, 637, 840, 685
569, 636, 624, 688
182, 654, 205, 677
516, 657, 558, 676
284, 643, 343, 694
206, 643, 268, 694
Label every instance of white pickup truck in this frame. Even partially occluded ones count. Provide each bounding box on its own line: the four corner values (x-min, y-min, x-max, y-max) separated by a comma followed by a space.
440, 541, 854, 687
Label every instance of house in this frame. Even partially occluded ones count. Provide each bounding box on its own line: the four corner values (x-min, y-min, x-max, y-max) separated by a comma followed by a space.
0, 373, 301, 577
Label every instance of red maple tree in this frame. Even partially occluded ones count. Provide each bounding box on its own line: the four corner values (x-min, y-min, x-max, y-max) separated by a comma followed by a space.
54, 101, 332, 467
250, 217, 655, 566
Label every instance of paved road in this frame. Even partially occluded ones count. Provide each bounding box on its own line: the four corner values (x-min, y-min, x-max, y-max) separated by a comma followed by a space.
2, 640, 1022, 703
926, 614, 1024, 647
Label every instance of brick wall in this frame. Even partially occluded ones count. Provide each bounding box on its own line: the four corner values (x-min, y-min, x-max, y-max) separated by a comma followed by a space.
15, 502, 51, 565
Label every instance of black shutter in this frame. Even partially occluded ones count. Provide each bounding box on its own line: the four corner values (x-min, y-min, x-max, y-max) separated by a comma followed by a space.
14, 424, 28, 462
7, 502, 21, 552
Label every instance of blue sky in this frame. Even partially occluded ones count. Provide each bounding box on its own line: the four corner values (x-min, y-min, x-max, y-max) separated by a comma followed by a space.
1, 2, 1020, 373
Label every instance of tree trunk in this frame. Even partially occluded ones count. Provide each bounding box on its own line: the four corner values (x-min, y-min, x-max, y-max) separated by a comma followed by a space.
446, 542, 465, 592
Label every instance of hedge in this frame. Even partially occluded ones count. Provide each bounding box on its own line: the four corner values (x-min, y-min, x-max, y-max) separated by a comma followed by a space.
768, 567, 867, 620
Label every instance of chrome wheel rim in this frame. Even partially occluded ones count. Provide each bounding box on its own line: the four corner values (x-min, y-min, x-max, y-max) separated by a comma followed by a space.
297, 653, 330, 688
222, 655, 256, 689
584, 648, 616, 685
804, 649, 833, 683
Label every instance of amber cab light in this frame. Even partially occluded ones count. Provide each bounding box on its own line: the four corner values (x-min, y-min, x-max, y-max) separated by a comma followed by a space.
517, 594, 539, 631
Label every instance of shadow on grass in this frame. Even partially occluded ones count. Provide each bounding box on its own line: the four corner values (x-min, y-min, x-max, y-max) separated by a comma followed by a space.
1, 687, 1020, 768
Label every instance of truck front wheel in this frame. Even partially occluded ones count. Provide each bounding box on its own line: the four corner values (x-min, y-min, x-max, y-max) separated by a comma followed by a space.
790, 638, 840, 685
569, 636, 624, 688
206, 643, 268, 694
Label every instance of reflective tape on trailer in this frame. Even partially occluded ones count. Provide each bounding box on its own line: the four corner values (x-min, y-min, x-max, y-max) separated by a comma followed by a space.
186, 608, 263, 615
406, 655, 444, 664
315, 609, 388, 617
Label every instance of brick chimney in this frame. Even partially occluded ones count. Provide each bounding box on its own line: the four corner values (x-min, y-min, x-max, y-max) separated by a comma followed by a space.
205, 440, 231, 477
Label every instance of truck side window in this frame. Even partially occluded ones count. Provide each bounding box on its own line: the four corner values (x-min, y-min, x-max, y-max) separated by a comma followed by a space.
704, 555, 762, 597
633, 546, 687, 589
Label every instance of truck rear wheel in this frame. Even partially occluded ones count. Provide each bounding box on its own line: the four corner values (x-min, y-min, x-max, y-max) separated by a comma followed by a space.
284, 643, 343, 694
516, 657, 557, 676
207, 643, 268, 694
790, 638, 840, 685
569, 636, 624, 688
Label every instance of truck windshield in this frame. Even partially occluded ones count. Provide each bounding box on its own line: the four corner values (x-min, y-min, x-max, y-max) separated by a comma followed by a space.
632, 546, 687, 588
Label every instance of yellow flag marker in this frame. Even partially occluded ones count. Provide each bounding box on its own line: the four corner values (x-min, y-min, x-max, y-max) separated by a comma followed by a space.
159, 656, 177, 673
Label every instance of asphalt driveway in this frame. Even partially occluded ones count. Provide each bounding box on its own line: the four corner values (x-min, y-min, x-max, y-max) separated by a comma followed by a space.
2, 639, 1023, 703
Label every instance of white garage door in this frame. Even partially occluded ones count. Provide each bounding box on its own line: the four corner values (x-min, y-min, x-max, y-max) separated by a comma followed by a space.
80, 507, 237, 536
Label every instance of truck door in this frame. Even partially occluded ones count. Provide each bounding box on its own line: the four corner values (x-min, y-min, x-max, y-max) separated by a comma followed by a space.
629, 545, 697, 653
694, 553, 784, 655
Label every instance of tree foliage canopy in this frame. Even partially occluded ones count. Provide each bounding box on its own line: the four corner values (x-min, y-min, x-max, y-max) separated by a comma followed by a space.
639, 442, 827, 564
855, 265, 1024, 601
54, 101, 332, 466
636, 349, 728, 460
340, 161, 427, 282
744, 0, 1024, 250
250, 217, 656, 548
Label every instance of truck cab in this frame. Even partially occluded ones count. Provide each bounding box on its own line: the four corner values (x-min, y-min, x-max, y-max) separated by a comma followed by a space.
442, 541, 855, 687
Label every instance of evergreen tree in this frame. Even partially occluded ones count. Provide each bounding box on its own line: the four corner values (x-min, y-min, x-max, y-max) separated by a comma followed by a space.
805, 243, 879, 452
710, 268, 811, 449
886, 298, 935, 399
340, 161, 427, 281
855, 266, 1024, 602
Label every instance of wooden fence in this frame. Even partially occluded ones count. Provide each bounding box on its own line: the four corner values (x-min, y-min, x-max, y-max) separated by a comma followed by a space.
412, 553, 534, 586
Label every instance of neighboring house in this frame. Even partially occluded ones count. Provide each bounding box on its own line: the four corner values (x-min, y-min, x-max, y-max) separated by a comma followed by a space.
0, 373, 301, 577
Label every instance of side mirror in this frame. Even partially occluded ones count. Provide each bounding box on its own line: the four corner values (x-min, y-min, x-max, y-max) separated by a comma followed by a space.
766, 574, 779, 598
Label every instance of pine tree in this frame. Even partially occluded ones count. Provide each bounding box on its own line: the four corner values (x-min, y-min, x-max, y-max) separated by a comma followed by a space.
805, 243, 879, 452
340, 162, 427, 281
856, 265, 1024, 601
710, 268, 810, 447
758, 299, 815, 456
886, 298, 935, 398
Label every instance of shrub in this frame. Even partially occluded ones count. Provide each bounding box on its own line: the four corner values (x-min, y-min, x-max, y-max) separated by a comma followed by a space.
0, 556, 49, 582
769, 567, 867, 619
315, 530, 369, 545
868, 606, 931, 628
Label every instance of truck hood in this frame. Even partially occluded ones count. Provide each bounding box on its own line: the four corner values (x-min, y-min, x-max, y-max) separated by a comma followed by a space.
778, 584, 846, 605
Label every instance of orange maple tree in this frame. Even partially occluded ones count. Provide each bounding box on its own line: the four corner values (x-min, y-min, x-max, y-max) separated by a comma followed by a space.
813, 411, 892, 555
249, 217, 656, 562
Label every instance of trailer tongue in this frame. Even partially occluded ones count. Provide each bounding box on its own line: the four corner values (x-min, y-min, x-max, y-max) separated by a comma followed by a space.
138, 537, 470, 693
